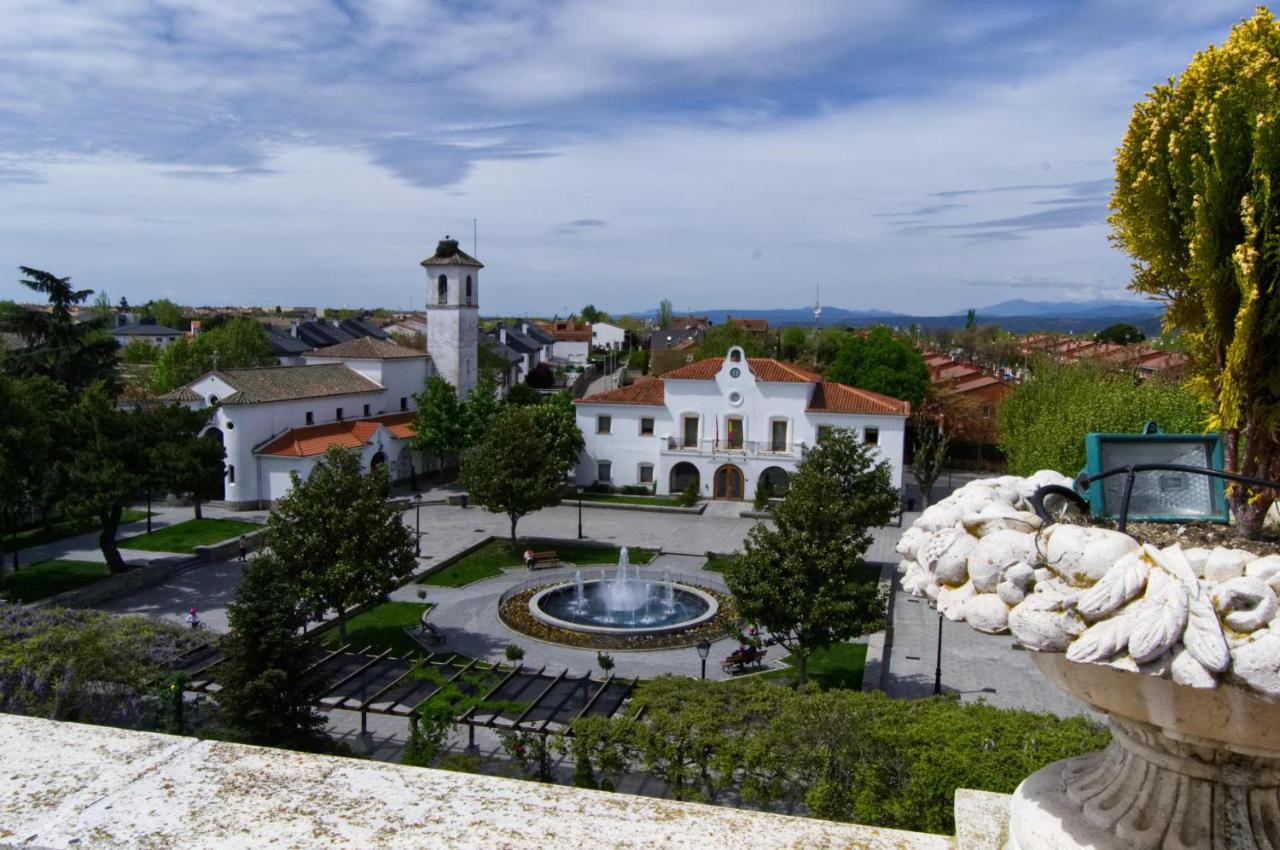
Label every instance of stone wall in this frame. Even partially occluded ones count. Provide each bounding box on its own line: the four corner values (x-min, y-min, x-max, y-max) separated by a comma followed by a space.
0, 714, 978, 849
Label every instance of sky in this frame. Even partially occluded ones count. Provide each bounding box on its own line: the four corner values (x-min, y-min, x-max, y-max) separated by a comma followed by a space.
0, 1, 1264, 316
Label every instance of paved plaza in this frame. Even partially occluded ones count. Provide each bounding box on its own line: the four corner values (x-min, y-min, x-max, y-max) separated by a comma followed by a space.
34, 472, 1093, 734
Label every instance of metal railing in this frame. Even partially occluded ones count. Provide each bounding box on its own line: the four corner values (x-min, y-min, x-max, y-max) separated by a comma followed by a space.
662, 437, 799, 458
1031, 463, 1280, 533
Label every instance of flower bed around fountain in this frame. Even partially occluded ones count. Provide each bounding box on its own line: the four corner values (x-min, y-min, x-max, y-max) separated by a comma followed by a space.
499, 585, 736, 650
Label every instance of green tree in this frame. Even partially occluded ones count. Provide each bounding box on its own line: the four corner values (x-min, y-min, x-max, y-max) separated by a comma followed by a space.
779, 325, 809, 361
120, 338, 160, 364
462, 371, 503, 446
1109, 8, 1280, 537
530, 391, 586, 471
146, 298, 187, 332
910, 392, 981, 509
505, 382, 542, 406
460, 406, 576, 543
150, 317, 274, 393
90, 290, 114, 322
0, 267, 118, 396
1093, 323, 1145, 346
695, 323, 762, 359
411, 376, 466, 463
214, 554, 330, 750
266, 447, 415, 643
61, 385, 150, 573
827, 326, 929, 406
725, 430, 897, 684
965, 308, 977, 330
998, 359, 1207, 477
146, 404, 225, 520
657, 299, 674, 330
0, 375, 67, 573
580, 304, 606, 323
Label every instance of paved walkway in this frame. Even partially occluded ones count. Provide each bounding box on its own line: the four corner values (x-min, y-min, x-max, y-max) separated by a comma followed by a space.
7, 503, 269, 570
880, 583, 1091, 718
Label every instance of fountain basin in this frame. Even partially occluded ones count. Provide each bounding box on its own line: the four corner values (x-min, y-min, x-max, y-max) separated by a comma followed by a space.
528, 580, 719, 636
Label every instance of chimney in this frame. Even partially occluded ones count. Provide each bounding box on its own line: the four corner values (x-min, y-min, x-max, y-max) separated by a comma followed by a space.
290, 320, 299, 338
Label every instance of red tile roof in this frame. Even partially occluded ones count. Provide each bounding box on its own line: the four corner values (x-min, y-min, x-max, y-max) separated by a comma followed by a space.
575, 377, 665, 406
933, 364, 980, 382
726, 316, 769, 332
807, 382, 911, 416
944, 375, 1007, 395
662, 357, 820, 382
256, 411, 416, 458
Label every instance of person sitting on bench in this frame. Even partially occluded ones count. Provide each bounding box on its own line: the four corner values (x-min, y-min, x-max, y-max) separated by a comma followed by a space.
524, 549, 535, 570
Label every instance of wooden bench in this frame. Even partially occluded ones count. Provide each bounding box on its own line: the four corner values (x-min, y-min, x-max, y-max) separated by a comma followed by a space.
527, 550, 559, 570
418, 610, 445, 645
720, 646, 767, 674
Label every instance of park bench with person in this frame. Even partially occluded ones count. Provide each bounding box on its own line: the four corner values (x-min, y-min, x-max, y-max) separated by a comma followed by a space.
526, 550, 559, 570
720, 645, 767, 674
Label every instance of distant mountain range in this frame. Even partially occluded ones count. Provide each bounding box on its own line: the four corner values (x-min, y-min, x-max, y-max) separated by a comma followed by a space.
631, 299, 1163, 335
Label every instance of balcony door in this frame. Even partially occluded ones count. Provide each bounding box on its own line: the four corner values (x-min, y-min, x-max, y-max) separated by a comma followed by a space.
770, 420, 787, 452
682, 415, 699, 448
725, 416, 743, 450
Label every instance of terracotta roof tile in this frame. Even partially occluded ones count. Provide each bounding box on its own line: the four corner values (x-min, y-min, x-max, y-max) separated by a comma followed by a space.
944, 376, 1007, 395
305, 337, 427, 360
575, 377, 665, 406
210, 364, 382, 405
806, 382, 910, 416
158, 386, 202, 403
662, 357, 820, 382
257, 411, 417, 457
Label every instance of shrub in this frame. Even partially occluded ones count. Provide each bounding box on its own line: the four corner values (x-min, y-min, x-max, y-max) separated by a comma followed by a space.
752, 479, 773, 511
620, 484, 652, 496
679, 482, 699, 507
505, 643, 525, 663
587, 481, 616, 494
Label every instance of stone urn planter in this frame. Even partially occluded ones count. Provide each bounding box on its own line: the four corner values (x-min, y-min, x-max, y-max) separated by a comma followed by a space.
897, 472, 1280, 849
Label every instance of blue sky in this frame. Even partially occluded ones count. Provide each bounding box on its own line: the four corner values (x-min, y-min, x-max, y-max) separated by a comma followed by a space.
0, 1, 1262, 316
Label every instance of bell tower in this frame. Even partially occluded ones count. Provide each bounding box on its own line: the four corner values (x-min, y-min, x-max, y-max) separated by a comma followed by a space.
421, 235, 481, 397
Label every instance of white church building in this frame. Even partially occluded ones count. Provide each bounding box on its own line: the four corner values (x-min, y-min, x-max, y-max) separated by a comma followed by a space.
572, 347, 910, 500
161, 237, 482, 509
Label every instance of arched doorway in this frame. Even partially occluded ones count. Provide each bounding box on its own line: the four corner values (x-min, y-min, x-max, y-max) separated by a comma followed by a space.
670, 461, 700, 495
759, 466, 790, 496
370, 450, 387, 471
394, 447, 414, 483
713, 464, 744, 500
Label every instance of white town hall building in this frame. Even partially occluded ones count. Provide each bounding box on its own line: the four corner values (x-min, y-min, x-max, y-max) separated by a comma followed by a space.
572, 347, 909, 501
161, 237, 482, 509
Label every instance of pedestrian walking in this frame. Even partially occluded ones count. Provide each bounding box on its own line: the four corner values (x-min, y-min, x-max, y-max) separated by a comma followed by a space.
238, 534, 249, 562
185, 608, 203, 630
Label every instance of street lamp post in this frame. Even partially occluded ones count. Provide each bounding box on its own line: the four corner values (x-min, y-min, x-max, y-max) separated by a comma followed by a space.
933, 604, 943, 696
414, 494, 422, 556
696, 640, 711, 680
577, 486, 584, 540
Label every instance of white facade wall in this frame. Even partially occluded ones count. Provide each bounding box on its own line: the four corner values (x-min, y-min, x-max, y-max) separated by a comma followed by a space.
552, 340, 589, 365
187, 372, 419, 507
574, 347, 906, 498
591, 322, 626, 350
425, 262, 478, 396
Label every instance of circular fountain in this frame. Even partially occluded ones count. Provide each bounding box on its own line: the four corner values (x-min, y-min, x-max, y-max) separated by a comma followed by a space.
527, 548, 719, 636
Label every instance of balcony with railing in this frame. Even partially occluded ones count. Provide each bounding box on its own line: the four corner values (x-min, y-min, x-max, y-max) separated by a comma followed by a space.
662, 437, 801, 459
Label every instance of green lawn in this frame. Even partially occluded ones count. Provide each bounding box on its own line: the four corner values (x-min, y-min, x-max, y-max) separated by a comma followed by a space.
703, 555, 736, 573
118, 518, 262, 554
761, 642, 868, 690
0, 559, 110, 603
319, 601, 439, 658
576, 492, 681, 507
12, 509, 150, 549
423, 539, 657, 587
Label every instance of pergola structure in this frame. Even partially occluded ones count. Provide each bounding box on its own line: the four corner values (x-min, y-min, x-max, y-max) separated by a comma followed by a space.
175, 643, 638, 771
